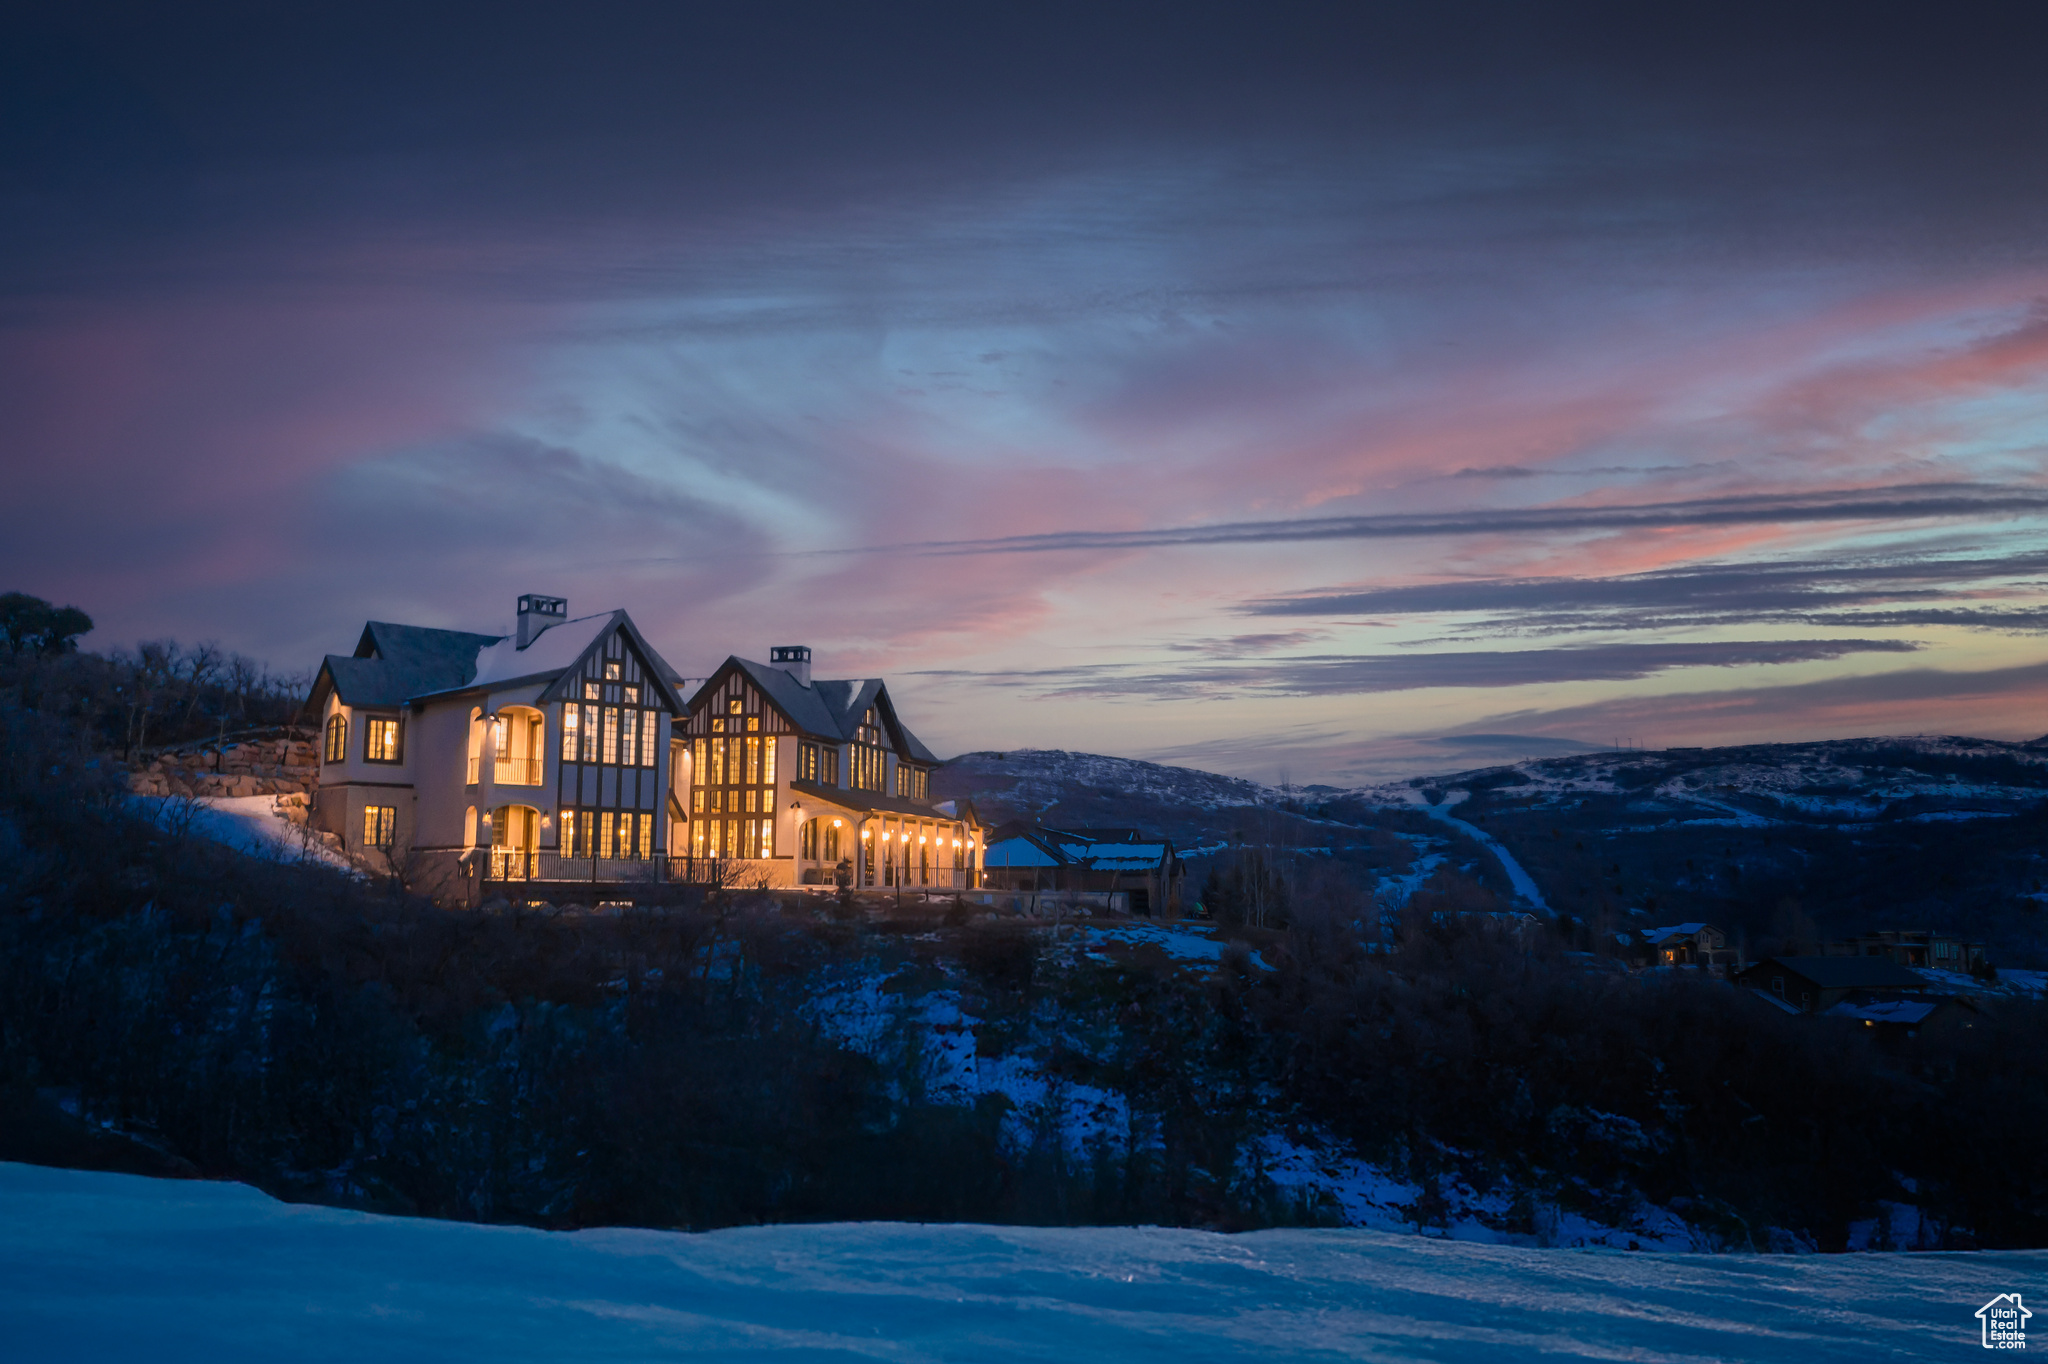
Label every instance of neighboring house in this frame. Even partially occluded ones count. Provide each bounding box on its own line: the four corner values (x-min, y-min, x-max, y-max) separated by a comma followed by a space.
675, 646, 982, 890
981, 822, 1184, 916
1637, 922, 1737, 972
1732, 955, 1929, 1013
1823, 994, 1977, 1039
307, 595, 687, 893
1823, 929, 1988, 973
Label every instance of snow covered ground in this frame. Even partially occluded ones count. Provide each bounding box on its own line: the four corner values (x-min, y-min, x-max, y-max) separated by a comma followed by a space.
130, 794, 354, 871
1397, 791, 1552, 915
3, 1163, 2037, 1363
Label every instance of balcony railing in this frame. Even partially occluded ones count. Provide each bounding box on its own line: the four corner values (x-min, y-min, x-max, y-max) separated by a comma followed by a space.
493, 757, 543, 786
467, 756, 542, 786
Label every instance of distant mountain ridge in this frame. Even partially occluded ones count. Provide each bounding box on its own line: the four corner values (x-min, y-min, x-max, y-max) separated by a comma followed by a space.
942, 734, 2048, 824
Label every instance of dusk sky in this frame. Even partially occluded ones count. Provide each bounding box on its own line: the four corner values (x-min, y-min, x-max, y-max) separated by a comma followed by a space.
6, 2, 2048, 782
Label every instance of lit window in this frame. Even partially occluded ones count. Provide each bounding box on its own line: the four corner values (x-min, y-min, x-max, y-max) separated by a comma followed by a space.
561, 704, 579, 761
712, 716, 725, 733
728, 698, 742, 714
624, 686, 640, 704
605, 661, 621, 681
691, 820, 705, 858
603, 707, 619, 764
746, 715, 759, 732
762, 735, 775, 784
600, 811, 616, 859
621, 709, 639, 766
324, 713, 348, 764
560, 810, 579, 857
363, 805, 395, 848
365, 718, 401, 763
745, 735, 760, 785
583, 682, 599, 700
693, 787, 705, 813
638, 812, 653, 859
640, 710, 658, 767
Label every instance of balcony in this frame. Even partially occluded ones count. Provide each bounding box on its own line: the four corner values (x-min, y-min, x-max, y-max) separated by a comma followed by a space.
493, 757, 543, 786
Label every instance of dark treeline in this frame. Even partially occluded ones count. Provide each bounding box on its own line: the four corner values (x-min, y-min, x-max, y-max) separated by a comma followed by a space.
0, 593, 306, 757
3, 609, 2046, 1247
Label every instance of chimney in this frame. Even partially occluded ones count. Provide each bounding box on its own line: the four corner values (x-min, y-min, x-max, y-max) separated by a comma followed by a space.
516, 594, 567, 649
770, 644, 812, 687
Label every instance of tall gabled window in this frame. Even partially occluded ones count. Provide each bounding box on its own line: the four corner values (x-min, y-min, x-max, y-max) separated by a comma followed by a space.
324, 713, 348, 764
640, 710, 658, 766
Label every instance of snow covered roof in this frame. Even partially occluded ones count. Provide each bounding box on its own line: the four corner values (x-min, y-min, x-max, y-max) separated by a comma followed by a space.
313, 621, 501, 710
1642, 923, 1712, 944
468, 612, 616, 689
317, 608, 685, 713
1825, 998, 1944, 1026
983, 826, 1174, 871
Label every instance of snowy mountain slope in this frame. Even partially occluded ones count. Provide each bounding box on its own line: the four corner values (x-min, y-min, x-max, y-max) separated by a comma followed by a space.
4, 1162, 2034, 1363
939, 738, 2048, 963
937, 748, 1268, 832
1339, 734, 2048, 821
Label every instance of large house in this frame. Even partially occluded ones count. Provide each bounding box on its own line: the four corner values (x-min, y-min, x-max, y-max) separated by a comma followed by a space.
307, 595, 688, 893
675, 647, 982, 889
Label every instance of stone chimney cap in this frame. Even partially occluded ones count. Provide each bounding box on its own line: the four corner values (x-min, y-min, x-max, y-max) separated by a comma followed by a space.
770, 644, 812, 687
516, 594, 567, 649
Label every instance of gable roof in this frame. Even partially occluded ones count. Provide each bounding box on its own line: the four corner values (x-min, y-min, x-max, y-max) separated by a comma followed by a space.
313, 610, 685, 714
1746, 956, 1928, 990
698, 657, 940, 761
312, 621, 501, 710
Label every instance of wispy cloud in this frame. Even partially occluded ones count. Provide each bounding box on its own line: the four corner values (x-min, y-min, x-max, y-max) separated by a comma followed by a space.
1243, 544, 2048, 637
855, 484, 2048, 559
944, 638, 1919, 701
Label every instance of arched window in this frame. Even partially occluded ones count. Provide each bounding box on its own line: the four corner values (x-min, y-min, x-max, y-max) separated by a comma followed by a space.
466, 708, 485, 784
324, 713, 348, 764
463, 805, 478, 850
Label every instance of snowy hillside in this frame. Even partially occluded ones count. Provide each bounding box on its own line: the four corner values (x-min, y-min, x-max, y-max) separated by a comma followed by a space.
4, 1162, 2034, 1363
937, 748, 1269, 826
1340, 734, 2048, 823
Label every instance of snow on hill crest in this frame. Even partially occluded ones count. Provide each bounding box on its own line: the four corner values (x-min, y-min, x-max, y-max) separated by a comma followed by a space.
943, 735, 2048, 823
942, 748, 1272, 815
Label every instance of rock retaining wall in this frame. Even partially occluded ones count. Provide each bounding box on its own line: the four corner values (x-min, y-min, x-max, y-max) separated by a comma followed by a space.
128, 739, 319, 801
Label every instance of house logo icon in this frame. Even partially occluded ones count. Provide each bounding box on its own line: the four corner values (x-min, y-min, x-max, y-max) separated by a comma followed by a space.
1977, 1294, 2030, 1349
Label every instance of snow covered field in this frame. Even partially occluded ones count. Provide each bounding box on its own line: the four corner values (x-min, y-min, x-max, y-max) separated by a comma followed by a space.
130, 794, 354, 871
3, 1163, 2036, 1362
